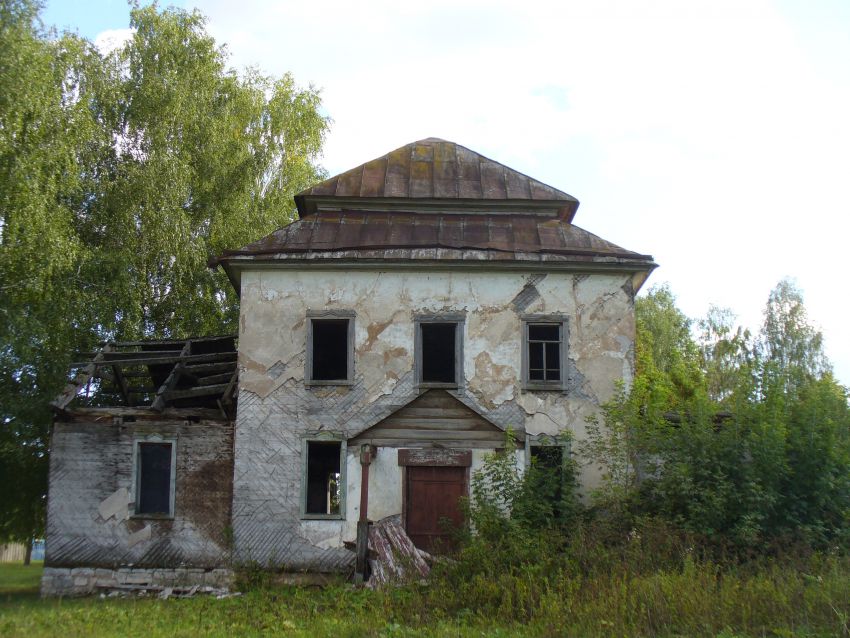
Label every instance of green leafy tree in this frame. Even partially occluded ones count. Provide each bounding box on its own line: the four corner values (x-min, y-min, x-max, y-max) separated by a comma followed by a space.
698, 305, 755, 405
584, 280, 850, 551
635, 284, 705, 408
0, 1, 329, 556
760, 278, 828, 397
0, 0, 110, 561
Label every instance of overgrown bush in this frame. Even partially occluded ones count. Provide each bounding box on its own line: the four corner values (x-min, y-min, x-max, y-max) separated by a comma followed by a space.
578, 282, 850, 553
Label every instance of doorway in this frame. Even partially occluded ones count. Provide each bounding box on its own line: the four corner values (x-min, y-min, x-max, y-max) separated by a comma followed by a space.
404, 464, 467, 552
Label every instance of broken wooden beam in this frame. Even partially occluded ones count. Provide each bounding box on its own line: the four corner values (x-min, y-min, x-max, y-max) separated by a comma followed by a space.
51, 343, 113, 411
151, 341, 191, 412
165, 383, 230, 401
366, 515, 430, 588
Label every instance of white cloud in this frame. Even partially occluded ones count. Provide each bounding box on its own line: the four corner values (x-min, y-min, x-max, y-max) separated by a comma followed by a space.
93, 27, 134, 54
186, 0, 850, 384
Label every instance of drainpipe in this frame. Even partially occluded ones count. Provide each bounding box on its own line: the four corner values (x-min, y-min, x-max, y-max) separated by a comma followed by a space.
354, 444, 375, 584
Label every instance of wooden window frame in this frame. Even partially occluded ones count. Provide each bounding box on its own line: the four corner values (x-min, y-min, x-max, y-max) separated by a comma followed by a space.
524, 433, 571, 469
305, 309, 355, 386
131, 435, 177, 519
300, 432, 347, 520
521, 314, 568, 392
414, 312, 465, 390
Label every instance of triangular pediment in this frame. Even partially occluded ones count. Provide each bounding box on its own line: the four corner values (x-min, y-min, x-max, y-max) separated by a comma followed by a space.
349, 390, 513, 449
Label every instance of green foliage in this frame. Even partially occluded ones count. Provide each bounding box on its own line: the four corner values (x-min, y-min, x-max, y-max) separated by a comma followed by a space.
0, 0, 328, 545
583, 279, 850, 551
466, 430, 581, 537
636, 284, 706, 407
3, 552, 850, 636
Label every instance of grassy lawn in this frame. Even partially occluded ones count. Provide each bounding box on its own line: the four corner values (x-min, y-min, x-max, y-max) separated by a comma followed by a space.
1, 561, 848, 637
0, 561, 43, 603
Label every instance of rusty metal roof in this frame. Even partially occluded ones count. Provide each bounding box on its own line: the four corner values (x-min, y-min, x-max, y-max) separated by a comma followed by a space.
214, 211, 653, 264
212, 139, 656, 286
295, 138, 580, 222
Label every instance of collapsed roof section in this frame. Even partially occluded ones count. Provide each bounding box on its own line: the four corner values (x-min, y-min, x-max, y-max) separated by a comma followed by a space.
52, 335, 238, 420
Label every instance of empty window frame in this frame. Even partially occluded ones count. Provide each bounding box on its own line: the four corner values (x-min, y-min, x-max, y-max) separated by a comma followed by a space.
522, 315, 568, 391
415, 314, 464, 387
306, 310, 355, 385
134, 439, 176, 517
301, 438, 346, 519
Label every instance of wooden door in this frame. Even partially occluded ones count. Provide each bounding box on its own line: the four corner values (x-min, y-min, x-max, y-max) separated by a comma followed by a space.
405, 465, 466, 552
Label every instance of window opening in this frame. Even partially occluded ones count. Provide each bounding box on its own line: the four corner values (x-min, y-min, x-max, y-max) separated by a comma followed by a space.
530, 445, 565, 515
137, 442, 172, 515
528, 324, 561, 382
305, 441, 342, 515
311, 319, 349, 381
420, 323, 456, 383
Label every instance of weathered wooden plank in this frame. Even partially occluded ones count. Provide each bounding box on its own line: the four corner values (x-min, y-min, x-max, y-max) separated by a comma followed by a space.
112, 365, 133, 406
354, 520, 370, 584
415, 394, 462, 408
364, 428, 502, 441
52, 344, 113, 410
383, 518, 429, 578
166, 383, 229, 400
64, 406, 225, 420
381, 417, 493, 430
182, 362, 237, 374
366, 515, 430, 588
101, 335, 235, 347
398, 449, 472, 467
151, 341, 191, 412
399, 407, 472, 418
219, 371, 238, 405
357, 438, 502, 449
196, 372, 234, 386
102, 350, 187, 358
95, 352, 237, 367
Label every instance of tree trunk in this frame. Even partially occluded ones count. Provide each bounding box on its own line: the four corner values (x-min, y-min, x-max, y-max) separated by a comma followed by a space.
24, 537, 32, 566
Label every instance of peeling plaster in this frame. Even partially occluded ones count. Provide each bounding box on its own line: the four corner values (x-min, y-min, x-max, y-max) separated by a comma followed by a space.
471, 351, 515, 409
232, 268, 639, 567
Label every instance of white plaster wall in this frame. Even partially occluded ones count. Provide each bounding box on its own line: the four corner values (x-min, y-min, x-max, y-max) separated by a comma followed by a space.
232, 267, 636, 568
341, 447, 525, 542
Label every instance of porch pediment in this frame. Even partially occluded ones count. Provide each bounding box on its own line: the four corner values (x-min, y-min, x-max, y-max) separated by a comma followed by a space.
349, 389, 518, 449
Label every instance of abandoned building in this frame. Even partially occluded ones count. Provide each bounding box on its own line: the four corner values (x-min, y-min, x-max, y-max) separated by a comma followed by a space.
42, 138, 656, 595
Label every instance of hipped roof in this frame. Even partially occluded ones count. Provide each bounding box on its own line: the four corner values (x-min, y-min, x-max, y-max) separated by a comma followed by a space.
212, 137, 656, 288
295, 138, 579, 222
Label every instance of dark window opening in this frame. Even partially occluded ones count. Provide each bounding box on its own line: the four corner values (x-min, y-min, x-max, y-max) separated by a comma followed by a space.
530, 445, 565, 515
306, 441, 341, 515
528, 324, 561, 382
137, 442, 172, 515
421, 323, 456, 383
311, 319, 349, 381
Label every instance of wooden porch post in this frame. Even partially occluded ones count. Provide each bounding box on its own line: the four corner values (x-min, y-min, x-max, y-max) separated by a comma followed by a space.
354, 444, 375, 584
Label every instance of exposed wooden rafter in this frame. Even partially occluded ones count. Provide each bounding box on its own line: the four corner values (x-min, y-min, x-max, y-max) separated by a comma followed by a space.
52, 336, 238, 419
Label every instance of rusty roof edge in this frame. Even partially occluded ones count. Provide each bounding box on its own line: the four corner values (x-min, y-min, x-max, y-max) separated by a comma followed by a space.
214, 243, 655, 261
296, 195, 577, 218
218, 254, 658, 271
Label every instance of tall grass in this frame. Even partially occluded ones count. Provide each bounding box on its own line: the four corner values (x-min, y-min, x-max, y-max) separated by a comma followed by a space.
1, 550, 848, 637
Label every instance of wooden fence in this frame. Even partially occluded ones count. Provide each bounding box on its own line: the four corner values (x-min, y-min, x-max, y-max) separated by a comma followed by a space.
0, 543, 26, 562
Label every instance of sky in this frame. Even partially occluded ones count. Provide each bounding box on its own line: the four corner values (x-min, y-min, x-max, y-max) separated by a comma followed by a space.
43, 0, 850, 387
